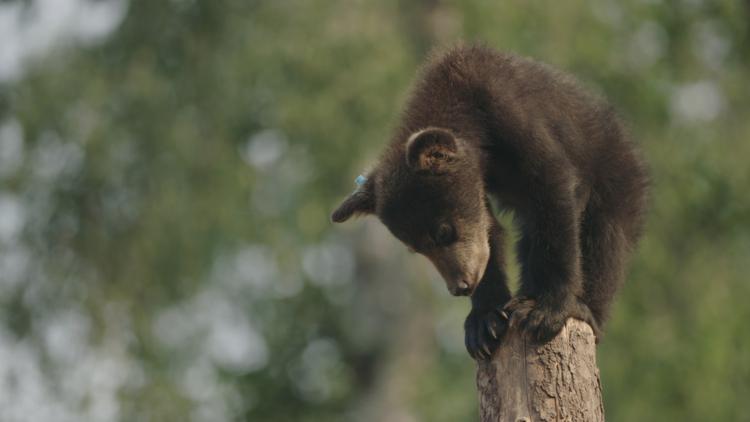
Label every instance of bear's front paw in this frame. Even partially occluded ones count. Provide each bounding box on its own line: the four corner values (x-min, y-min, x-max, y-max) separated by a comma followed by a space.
502, 296, 569, 344
464, 307, 510, 360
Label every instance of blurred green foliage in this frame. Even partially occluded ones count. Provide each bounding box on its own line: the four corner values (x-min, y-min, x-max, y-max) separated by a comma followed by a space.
1, 0, 749, 420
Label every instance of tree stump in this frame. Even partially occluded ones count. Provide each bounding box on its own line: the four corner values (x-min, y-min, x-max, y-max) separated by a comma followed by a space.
476, 318, 604, 422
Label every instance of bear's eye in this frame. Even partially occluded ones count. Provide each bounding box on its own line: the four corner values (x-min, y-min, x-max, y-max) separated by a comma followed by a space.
433, 223, 456, 247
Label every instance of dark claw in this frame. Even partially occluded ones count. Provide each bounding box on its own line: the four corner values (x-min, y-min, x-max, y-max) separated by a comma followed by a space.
503, 296, 598, 344
486, 320, 498, 339
464, 306, 510, 360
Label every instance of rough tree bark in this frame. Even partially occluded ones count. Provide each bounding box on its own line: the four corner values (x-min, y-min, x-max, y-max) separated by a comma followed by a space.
476, 318, 604, 422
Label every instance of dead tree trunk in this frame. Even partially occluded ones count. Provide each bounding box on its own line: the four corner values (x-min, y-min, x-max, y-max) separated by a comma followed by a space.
476, 318, 604, 422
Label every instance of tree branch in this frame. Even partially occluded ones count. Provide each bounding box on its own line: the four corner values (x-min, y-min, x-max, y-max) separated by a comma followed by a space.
476, 318, 604, 422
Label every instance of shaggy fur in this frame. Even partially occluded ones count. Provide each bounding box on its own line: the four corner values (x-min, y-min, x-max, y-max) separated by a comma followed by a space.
332, 44, 649, 360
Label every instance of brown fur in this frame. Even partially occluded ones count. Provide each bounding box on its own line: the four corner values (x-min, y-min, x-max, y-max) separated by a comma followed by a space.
332, 44, 649, 359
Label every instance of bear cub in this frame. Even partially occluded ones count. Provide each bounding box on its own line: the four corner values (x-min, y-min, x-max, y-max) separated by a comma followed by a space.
332, 44, 649, 360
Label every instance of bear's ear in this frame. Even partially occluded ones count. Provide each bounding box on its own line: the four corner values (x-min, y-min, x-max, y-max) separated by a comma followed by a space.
405, 128, 459, 174
331, 181, 375, 223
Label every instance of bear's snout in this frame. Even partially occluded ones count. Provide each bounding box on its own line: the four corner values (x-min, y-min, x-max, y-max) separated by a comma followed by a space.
450, 281, 473, 296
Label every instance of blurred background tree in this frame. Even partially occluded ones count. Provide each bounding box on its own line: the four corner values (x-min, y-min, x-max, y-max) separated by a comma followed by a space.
0, 0, 749, 420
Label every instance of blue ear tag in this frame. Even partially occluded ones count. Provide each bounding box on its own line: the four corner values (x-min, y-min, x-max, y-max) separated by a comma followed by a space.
355, 174, 367, 188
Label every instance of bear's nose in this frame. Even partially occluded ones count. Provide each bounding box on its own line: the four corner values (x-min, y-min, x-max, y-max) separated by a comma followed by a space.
452, 281, 472, 296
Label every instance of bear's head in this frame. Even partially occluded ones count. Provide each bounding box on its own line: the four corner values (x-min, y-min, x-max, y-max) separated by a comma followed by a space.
331, 127, 492, 296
